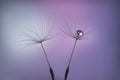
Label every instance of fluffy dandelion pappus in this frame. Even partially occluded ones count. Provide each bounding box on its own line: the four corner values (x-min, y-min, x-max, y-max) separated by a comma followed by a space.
21, 19, 56, 80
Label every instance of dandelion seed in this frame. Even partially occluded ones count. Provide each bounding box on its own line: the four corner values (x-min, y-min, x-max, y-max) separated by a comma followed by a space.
61, 20, 88, 80
21, 20, 56, 80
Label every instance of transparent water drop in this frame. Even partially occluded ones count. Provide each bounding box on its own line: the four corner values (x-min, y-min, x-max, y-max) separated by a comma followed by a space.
75, 30, 84, 39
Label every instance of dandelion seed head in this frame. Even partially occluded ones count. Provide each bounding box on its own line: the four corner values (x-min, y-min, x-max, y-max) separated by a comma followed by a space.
60, 19, 87, 40
20, 18, 57, 48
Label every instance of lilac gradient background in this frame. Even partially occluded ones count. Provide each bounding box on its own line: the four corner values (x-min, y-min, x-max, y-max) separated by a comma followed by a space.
0, 1, 120, 80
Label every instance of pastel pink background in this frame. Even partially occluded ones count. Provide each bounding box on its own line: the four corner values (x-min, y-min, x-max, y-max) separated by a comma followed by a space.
0, 1, 119, 80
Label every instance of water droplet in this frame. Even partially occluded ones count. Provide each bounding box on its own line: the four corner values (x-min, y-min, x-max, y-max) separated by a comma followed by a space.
75, 30, 84, 39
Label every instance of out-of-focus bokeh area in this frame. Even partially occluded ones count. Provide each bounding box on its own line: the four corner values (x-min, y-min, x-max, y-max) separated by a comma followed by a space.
0, 0, 120, 80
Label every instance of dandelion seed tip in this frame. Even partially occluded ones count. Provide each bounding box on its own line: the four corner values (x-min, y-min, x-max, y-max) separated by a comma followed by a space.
36, 40, 44, 43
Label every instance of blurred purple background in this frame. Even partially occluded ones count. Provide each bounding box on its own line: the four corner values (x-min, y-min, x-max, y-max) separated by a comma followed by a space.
0, 0, 120, 80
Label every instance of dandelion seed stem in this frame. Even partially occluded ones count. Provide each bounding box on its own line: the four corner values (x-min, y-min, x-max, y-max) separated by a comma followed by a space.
40, 42, 55, 80
68, 39, 77, 67
40, 42, 51, 68
65, 39, 77, 80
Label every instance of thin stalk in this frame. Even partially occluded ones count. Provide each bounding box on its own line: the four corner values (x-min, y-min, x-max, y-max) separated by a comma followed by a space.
64, 39, 77, 80
41, 43, 55, 80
